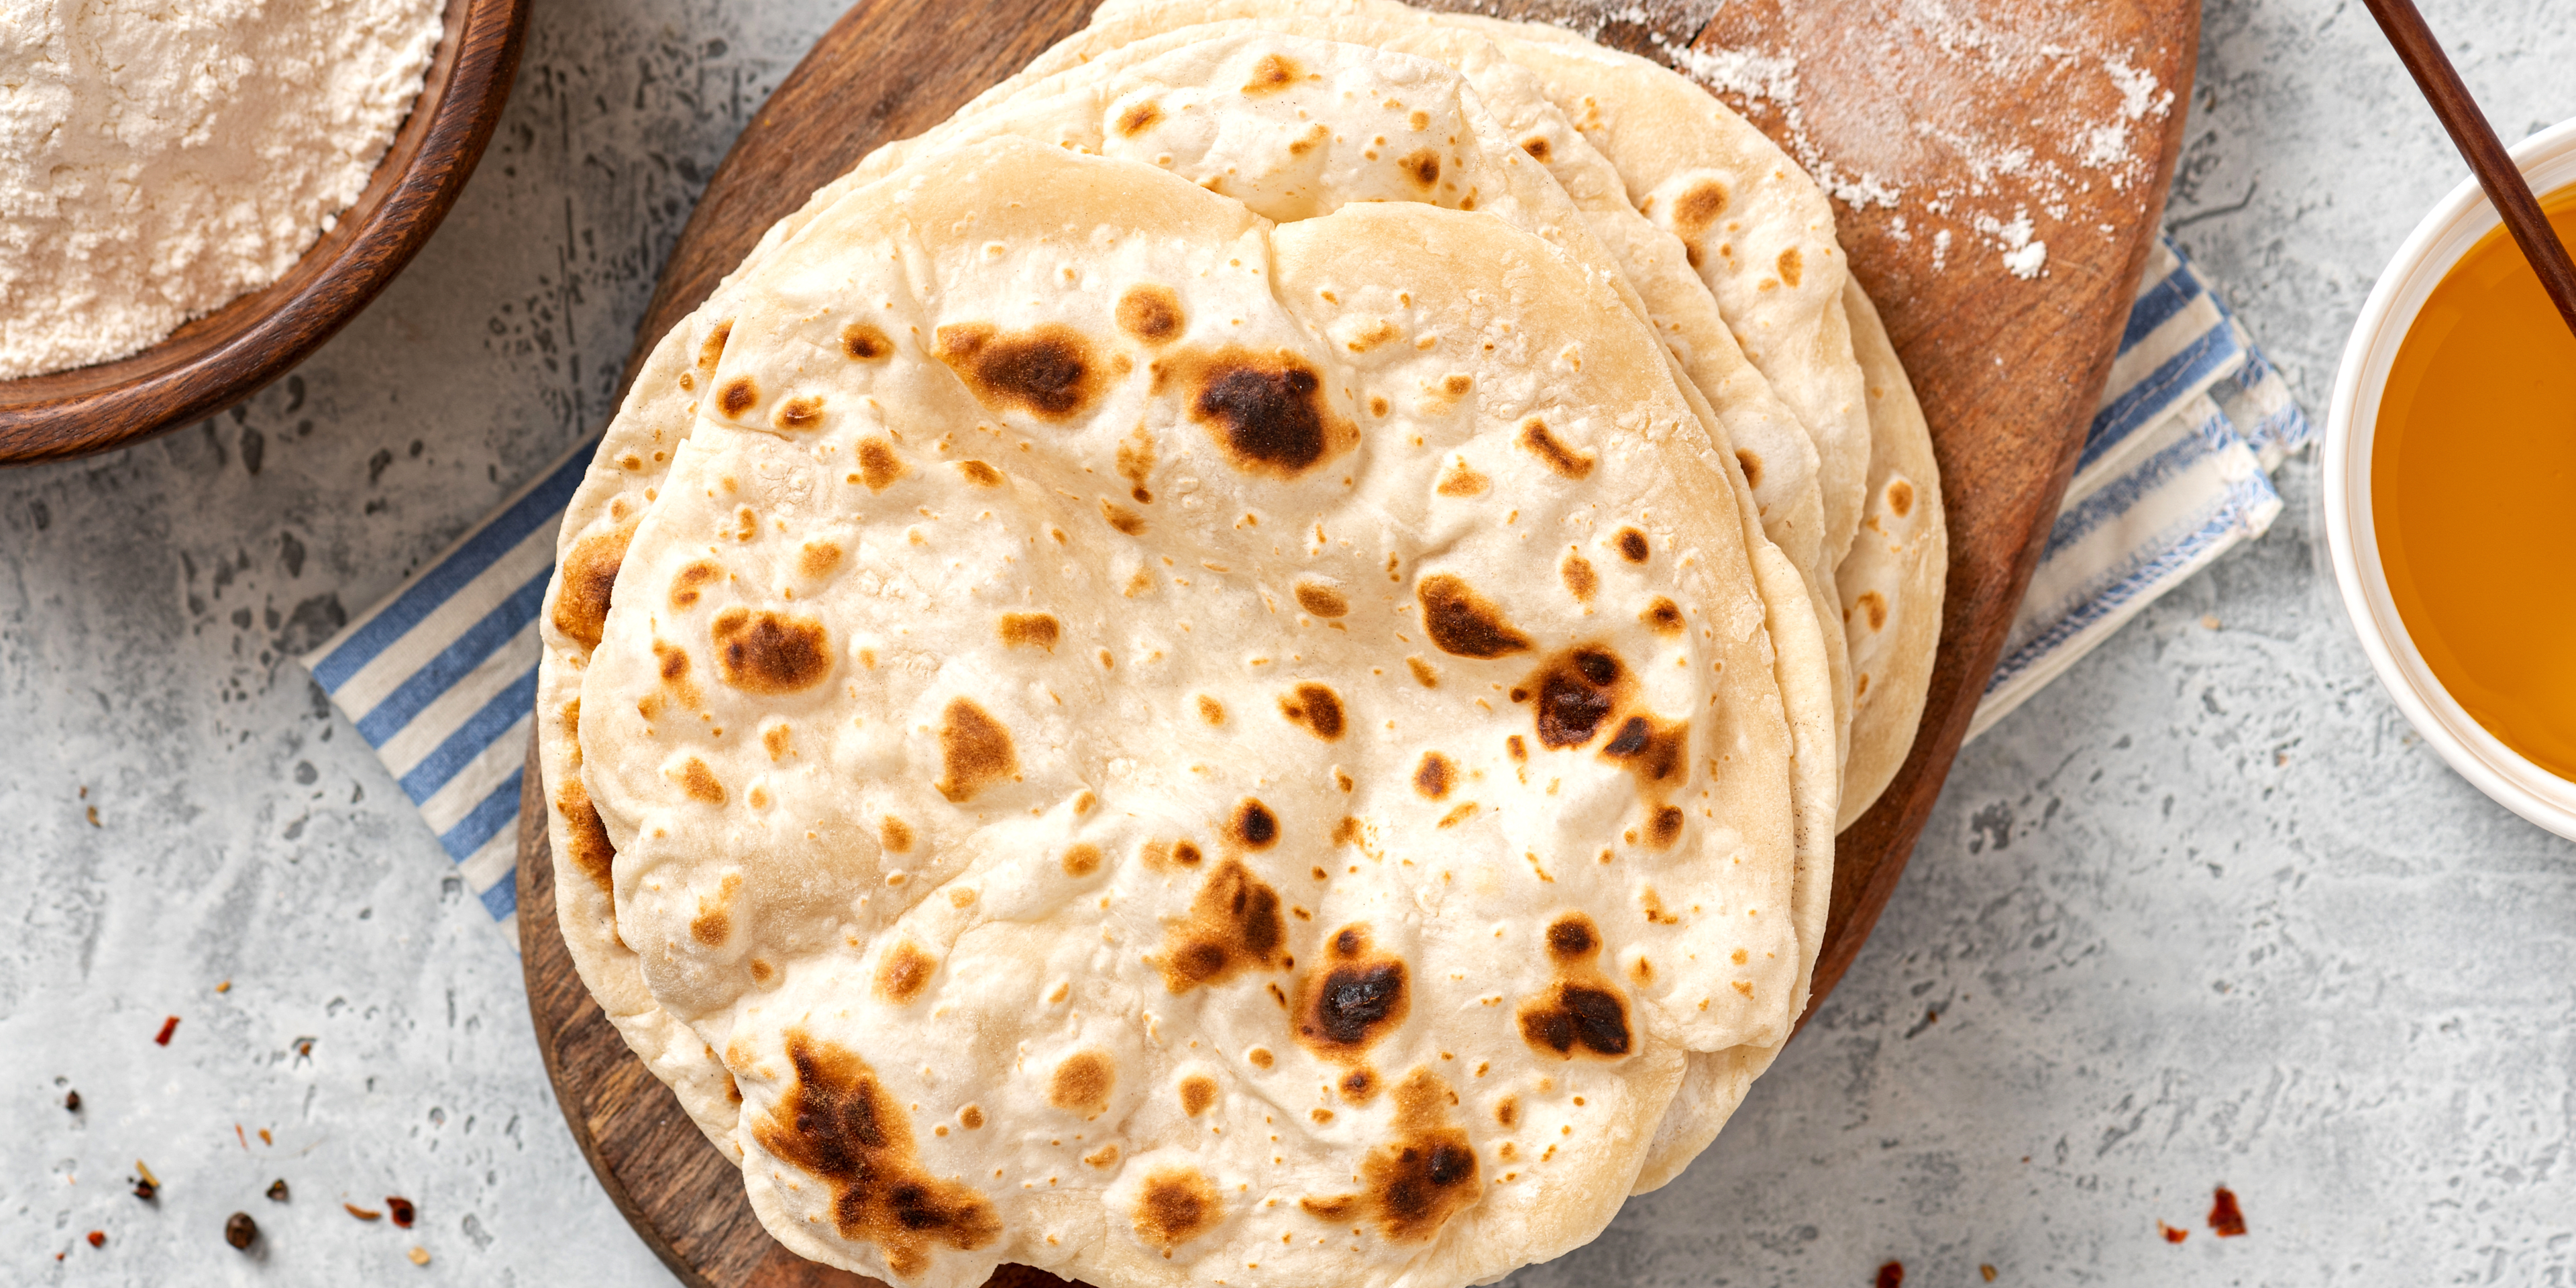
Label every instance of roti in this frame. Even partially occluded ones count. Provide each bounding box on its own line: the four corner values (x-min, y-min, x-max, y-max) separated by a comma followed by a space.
580, 133, 1796, 1287
539, 28, 1833, 1201
1833, 280, 1945, 826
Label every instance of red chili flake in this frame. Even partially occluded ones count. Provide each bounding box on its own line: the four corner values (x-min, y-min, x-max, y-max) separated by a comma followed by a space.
1876, 1261, 1904, 1288
2159, 1221, 2188, 1244
234, 1124, 248, 1150
267, 1179, 290, 1202
1980, 1268, 1997, 1283
153, 1016, 179, 1046
86, 1231, 105, 1248
258, 1128, 272, 1146
345, 1202, 383, 1221
2208, 1185, 2248, 1237
386, 1196, 416, 1228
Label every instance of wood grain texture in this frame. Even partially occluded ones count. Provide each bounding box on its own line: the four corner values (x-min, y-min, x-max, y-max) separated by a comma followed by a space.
518, 1, 2196, 1282
1682, 0, 2201, 1014
0, 0, 529, 467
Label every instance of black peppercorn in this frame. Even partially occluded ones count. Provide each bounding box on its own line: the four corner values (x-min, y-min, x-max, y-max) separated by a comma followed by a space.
266, 1179, 290, 1202
225, 1212, 257, 1250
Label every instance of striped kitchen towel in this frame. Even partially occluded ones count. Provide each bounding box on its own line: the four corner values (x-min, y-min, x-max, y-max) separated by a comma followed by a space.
1966, 237, 2313, 740
300, 236, 2304, 926
299, 439, 597, 934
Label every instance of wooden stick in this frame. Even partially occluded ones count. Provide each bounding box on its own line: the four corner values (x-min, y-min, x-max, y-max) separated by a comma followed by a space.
2362, 0, 2576, 339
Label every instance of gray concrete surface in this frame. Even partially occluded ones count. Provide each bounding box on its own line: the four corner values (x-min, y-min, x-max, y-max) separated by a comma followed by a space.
5, 0, 2571, 1283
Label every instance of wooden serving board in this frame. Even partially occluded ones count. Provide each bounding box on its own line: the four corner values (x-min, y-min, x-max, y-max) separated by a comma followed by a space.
517, 1, 2196, 1283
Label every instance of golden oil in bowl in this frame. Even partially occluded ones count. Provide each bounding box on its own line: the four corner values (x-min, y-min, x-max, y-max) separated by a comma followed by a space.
2373, 184, 2576, 779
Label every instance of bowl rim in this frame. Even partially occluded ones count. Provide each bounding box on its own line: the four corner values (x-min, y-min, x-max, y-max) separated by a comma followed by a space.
2322, 115, 2576, 840
0, 0, 529, 468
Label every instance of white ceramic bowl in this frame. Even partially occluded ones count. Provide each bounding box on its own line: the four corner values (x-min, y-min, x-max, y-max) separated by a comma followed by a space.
2324, 115, 2576, 840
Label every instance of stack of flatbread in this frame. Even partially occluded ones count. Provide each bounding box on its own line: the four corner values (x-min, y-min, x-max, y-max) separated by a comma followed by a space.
537, 3, 1942, 1284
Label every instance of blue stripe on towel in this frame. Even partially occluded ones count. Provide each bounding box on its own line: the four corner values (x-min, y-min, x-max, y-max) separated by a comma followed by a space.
307, 442, 594, 693
438, 768, 526, 863
2082, 325, 2239, 468
2118, 264, 2202, 352
352, 572, 551, 750
397, 665, 542, 806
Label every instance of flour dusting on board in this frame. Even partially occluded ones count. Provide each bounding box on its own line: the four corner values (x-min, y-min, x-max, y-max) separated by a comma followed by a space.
1648, 0, 2174, 281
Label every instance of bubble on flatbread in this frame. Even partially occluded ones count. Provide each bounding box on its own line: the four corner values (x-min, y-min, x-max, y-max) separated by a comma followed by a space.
935, 323, 1102, 421
1558, 550, 1597, 602
1049, 1050, 1116, 1120
999, 612, 1060, 651
1413, 751, 1454, 799
1517, 419, 1594, 479
841, 322, 892, 361
1118, 284, 1186, 343
752, 1030, 1001, 1279
557, 775, 616, 898
875, 941, 936, 1004
1117, 99, 1164, 137
1601, 714, 1689, 788
773, 395, 824, 431
1231, 798, 1280, 849
1851, 590, 1888, 632
1293, 580, 1349, 618
1641, 598, 1684, 635
1415, 574, 1531, 659
554, 521, 636, 651
1294, 924, 1407, 1059
1242, 51, 1300, 94
934, 698, 1018, 803
1517, 933, 1633, 1063
1279, 682, 1346, 740
713, 608, 832, 694
1159, 346, 1354, 478
856, 439, 904, 491
1521, 647, 1628, 749
1159, 859, 1287, 992
1666, 178, 1729, 268
678, 757, 725, 804
669, 558, 724, 610
1297, 1067, 1479, 1243
1132, 1166, 1222, 1250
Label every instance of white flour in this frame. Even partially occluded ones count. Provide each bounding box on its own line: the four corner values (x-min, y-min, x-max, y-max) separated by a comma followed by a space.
0, 0, 444, 380
1652, 0, 2174, 282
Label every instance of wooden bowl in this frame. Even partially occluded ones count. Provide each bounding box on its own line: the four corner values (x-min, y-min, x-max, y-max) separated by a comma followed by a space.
0, 0, 529, 467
